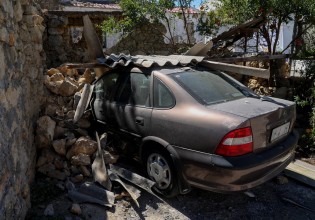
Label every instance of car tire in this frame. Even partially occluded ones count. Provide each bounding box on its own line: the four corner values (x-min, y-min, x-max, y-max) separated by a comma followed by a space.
144, 148, 179, 198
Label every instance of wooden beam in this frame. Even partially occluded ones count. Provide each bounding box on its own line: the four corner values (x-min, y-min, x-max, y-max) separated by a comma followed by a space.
207, 54, 290, 63
201, 60, 270, 79
284, 160, 315, 188
66, 63, 111, 69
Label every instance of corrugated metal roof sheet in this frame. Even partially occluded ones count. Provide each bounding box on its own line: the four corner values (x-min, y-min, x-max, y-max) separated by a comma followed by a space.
97, 54, 205, 68
70, 2, 121, 10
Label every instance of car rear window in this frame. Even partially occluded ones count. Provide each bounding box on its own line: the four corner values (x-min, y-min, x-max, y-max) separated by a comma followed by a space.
171, 70, 245, 105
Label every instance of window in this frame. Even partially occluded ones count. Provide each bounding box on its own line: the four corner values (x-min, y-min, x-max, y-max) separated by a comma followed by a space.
115, 73, 150, 107
171, 70, 245, 105
94, 72, 119, 99
154, 78, 175, 108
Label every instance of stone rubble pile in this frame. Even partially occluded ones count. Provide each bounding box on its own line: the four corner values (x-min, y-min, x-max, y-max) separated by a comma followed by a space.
35, 66, 118, 183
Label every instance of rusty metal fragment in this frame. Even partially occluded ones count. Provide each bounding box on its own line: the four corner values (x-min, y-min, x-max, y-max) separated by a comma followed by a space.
92, 132, 112, 190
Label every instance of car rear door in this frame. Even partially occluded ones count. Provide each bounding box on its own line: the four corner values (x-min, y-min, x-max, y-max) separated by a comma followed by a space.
109, 71, 153, 137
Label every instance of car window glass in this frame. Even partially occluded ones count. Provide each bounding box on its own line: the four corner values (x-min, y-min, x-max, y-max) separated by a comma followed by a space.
116, 73, 150, 107
154, 78, 175, 108
171, 70, 245, 105
94, 72, 119, 99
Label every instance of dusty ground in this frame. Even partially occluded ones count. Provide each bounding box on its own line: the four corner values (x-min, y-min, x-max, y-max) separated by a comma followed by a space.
27, 160, 315, 220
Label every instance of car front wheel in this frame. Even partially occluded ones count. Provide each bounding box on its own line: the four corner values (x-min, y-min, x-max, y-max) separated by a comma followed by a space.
144, 149, 179, 197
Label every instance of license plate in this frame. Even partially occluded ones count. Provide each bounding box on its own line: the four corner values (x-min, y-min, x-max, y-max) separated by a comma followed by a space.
271, 122, 290, 142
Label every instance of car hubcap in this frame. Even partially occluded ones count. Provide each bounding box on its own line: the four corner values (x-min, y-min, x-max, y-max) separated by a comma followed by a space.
147, 153, 171, 189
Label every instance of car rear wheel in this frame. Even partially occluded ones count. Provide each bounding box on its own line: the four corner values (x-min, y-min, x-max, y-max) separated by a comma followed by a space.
144, 149, 179, 197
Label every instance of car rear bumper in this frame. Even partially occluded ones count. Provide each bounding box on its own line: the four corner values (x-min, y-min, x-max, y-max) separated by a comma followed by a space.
172, 130, 299, 193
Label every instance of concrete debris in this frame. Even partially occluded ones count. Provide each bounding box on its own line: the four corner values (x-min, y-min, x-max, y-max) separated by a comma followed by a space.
71, 174, 84, 183
58, 77, 79, 97
71, 154, 91, 166
66, 137, 97, 159
36, 116, 56, 148
244, 191, 256, 198
50, 72, 65, 82
37, 163, 69, 180
44, 204, 55, 216
275, 175, 289, 185
79, 165, 91, 177
52, 139, 66, 156
36, 61, 162, 211
47, 68, 60, 76
70, 203, 82, 215
76, 118, 91, 129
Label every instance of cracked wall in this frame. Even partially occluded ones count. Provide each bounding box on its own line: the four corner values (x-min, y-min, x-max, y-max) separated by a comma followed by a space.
0, 0, 45, 219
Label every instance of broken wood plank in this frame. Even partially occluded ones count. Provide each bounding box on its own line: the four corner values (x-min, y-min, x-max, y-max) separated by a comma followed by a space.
200, 60, 270, 79
92, 132, 112, 190
68, 182, 115, 208
284, 159, 315, 188
66, 63, 112, 69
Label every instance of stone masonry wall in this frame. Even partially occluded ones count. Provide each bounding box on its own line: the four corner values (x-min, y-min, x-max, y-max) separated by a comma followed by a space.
107, 22, 183, 56
0, 0, 45, 219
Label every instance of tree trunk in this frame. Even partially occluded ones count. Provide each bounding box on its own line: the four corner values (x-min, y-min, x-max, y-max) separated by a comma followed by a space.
179, 0, 191, 44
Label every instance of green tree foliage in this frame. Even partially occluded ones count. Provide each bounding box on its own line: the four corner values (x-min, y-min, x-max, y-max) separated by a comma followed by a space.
199, 0, 315, 54
100, 0, 193, 46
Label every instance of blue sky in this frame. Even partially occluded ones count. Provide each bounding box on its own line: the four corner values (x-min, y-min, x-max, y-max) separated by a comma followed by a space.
191, 0, 203, 8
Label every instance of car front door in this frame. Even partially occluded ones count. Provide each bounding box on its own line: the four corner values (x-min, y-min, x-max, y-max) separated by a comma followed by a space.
110, 71, 153, 138
91, 71, 119, 123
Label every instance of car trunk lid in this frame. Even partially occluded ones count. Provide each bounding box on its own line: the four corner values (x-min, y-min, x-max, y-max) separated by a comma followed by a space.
207, 97, 296, 152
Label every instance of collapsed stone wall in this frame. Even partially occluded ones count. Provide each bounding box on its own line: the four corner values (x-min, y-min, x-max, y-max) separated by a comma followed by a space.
44, 14, 91, 68
107, 22, 189, 56
0, 0, 45, 219
43, 14, 190, 68
44, 14, 110, 68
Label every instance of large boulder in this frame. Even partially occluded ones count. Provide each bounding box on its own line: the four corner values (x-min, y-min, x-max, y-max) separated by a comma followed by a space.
66, 137, 97, 159
58, 77, 79, 97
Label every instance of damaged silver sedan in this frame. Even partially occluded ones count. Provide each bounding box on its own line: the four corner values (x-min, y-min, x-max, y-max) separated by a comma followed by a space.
86, 66, 298, 197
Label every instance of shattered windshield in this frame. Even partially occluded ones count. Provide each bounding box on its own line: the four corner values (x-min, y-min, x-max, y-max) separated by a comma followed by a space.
171, 70, 245, 105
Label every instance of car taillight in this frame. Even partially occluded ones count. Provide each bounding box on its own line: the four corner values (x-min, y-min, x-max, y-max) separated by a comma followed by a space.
215, 127, 253, 157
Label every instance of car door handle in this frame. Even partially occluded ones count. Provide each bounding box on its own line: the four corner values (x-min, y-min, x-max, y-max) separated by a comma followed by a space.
135, 117, 144, 126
